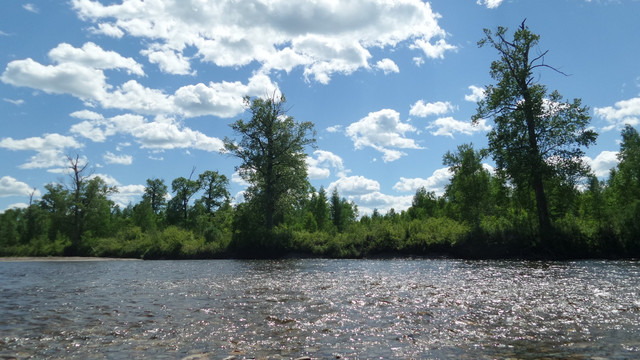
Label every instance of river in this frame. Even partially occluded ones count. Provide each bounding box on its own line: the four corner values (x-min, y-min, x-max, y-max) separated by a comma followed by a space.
1, 259, 639, 359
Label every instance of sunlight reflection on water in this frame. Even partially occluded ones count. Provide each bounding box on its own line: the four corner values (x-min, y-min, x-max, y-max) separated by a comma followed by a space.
1, 259, 639, 359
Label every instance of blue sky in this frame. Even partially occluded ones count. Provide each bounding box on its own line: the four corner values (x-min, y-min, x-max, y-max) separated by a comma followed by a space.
1, 0, 639, 215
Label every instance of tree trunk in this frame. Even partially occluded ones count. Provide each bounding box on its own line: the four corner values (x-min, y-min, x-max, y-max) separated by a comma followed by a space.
523, 93, 552, 237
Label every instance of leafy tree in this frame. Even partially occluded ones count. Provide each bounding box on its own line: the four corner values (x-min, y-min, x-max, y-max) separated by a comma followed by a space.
81, 177, 117, 239
473, 20, 597, 235
142, 178, 168, 215
167, 175, 200, 227
196, 170, 229, 215
407, 187, 439, 220
224, 94, 315, 231
40, 183, 71, 241
310, 186, 330, 232
608, 125, 640, 249
329, 188, 357, 232
443, 143, 492, 227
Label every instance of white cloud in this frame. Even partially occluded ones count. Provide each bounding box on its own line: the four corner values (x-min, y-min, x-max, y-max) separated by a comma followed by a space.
477, 0, 504, 9
329, 175, 380, 196
3, 98, 24, 105
0, 176, 41, 198
410, 38, 457, 59
583, 150, 619, 178
0, 133, 83, 169
346, 109, 422, 162
375, 58, 399, 75
140, 45, 193, 75
174, 73, 279, 118
413, 56, 425, 66
1, 58, 108, 100
594, 97, 640, 132
71, 0, 454, 84
2, 52, 279, 119
326, 125, 343, 133
306, 150, 345, 179
393, 167, 453, 196
465, 85, 486, 102
352, 191, 414, 216
111, 184, 146, 208
427, 117, 491, 137
48, 42, 144, 76
409, 100, 454, 117
91, 23, 125, 38
104, 152, 133, 165
23, 4, 39, 13
70, 111, 225, 152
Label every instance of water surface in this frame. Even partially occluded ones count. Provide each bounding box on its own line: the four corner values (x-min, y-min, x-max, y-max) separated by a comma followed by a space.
1, 259, 639, 359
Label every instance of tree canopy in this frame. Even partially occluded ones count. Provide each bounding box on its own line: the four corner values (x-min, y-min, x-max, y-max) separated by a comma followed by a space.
224, 94, 315, 232
473, 20, 597, 236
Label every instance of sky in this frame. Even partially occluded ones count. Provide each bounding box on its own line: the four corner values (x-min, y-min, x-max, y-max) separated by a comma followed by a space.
1, 0, 639, 215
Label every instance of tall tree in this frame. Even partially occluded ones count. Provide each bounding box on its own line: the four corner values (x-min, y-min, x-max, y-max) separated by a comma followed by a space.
197, 170, 230, 215
168, 173, 200, 227
67, 155, 91, 251
443, 143, 492, 227
142, 178, 168, 215
473, 20, 597, 236
224, 94, 315, 231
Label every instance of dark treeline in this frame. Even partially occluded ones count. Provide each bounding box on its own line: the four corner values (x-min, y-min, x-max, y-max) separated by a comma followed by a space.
1, 22, 639, 259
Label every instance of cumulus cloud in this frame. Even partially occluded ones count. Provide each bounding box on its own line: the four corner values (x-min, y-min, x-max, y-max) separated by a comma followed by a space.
393, 167, 453, 196
427, 117, 491, 137
48, 42, 144, 76
353, 192, 413, 216
329, 175, 380, 196
71, 0, 454, 83
104, 152, 133, 165
477, 0, 504, 9
346, 109, 422, 162
594, 97, 640, 132
70, 111, 225, 152
1, 58, 108, 100
0, 176, 41, 198
410, 38, 457, 59
306, 150, 345, 180
465, 85, 486, 102
2, 50, 279, 119
140, 45, 193, 75
409, 100, 454, 117
375, 58, 399, 75
0, 133, 83, 169
583, 150, 619, 178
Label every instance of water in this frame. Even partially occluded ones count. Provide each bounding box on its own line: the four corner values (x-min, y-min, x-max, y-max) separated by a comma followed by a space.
1, 259, 639, 359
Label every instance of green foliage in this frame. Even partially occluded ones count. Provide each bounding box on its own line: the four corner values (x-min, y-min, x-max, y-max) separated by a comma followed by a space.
224, 94, 315, 232
474, 20, 597, 236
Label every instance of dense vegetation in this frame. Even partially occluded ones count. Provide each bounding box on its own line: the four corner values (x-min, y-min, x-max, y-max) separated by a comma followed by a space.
1, 23, 639, 259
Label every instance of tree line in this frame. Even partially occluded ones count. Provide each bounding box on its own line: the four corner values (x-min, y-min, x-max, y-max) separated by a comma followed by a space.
1, 22, 639, 259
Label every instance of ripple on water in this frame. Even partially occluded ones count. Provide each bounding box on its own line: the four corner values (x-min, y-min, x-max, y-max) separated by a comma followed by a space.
0, 259, 639, 359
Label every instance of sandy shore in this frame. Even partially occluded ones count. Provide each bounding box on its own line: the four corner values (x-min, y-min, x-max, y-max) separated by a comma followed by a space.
0, 257, 141, 262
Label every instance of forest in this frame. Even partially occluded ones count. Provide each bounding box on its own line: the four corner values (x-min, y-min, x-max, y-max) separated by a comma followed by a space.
1, 23, 639, 260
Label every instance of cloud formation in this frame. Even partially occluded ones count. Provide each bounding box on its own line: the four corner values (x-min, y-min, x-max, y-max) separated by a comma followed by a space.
427, 117, 491, 138
346, 109, 422, 162
71, 0, 454, 83
594, 97, 640, 132
0, 133, 83, 169
409, 100, 454, 117
0, 176, 41, 198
